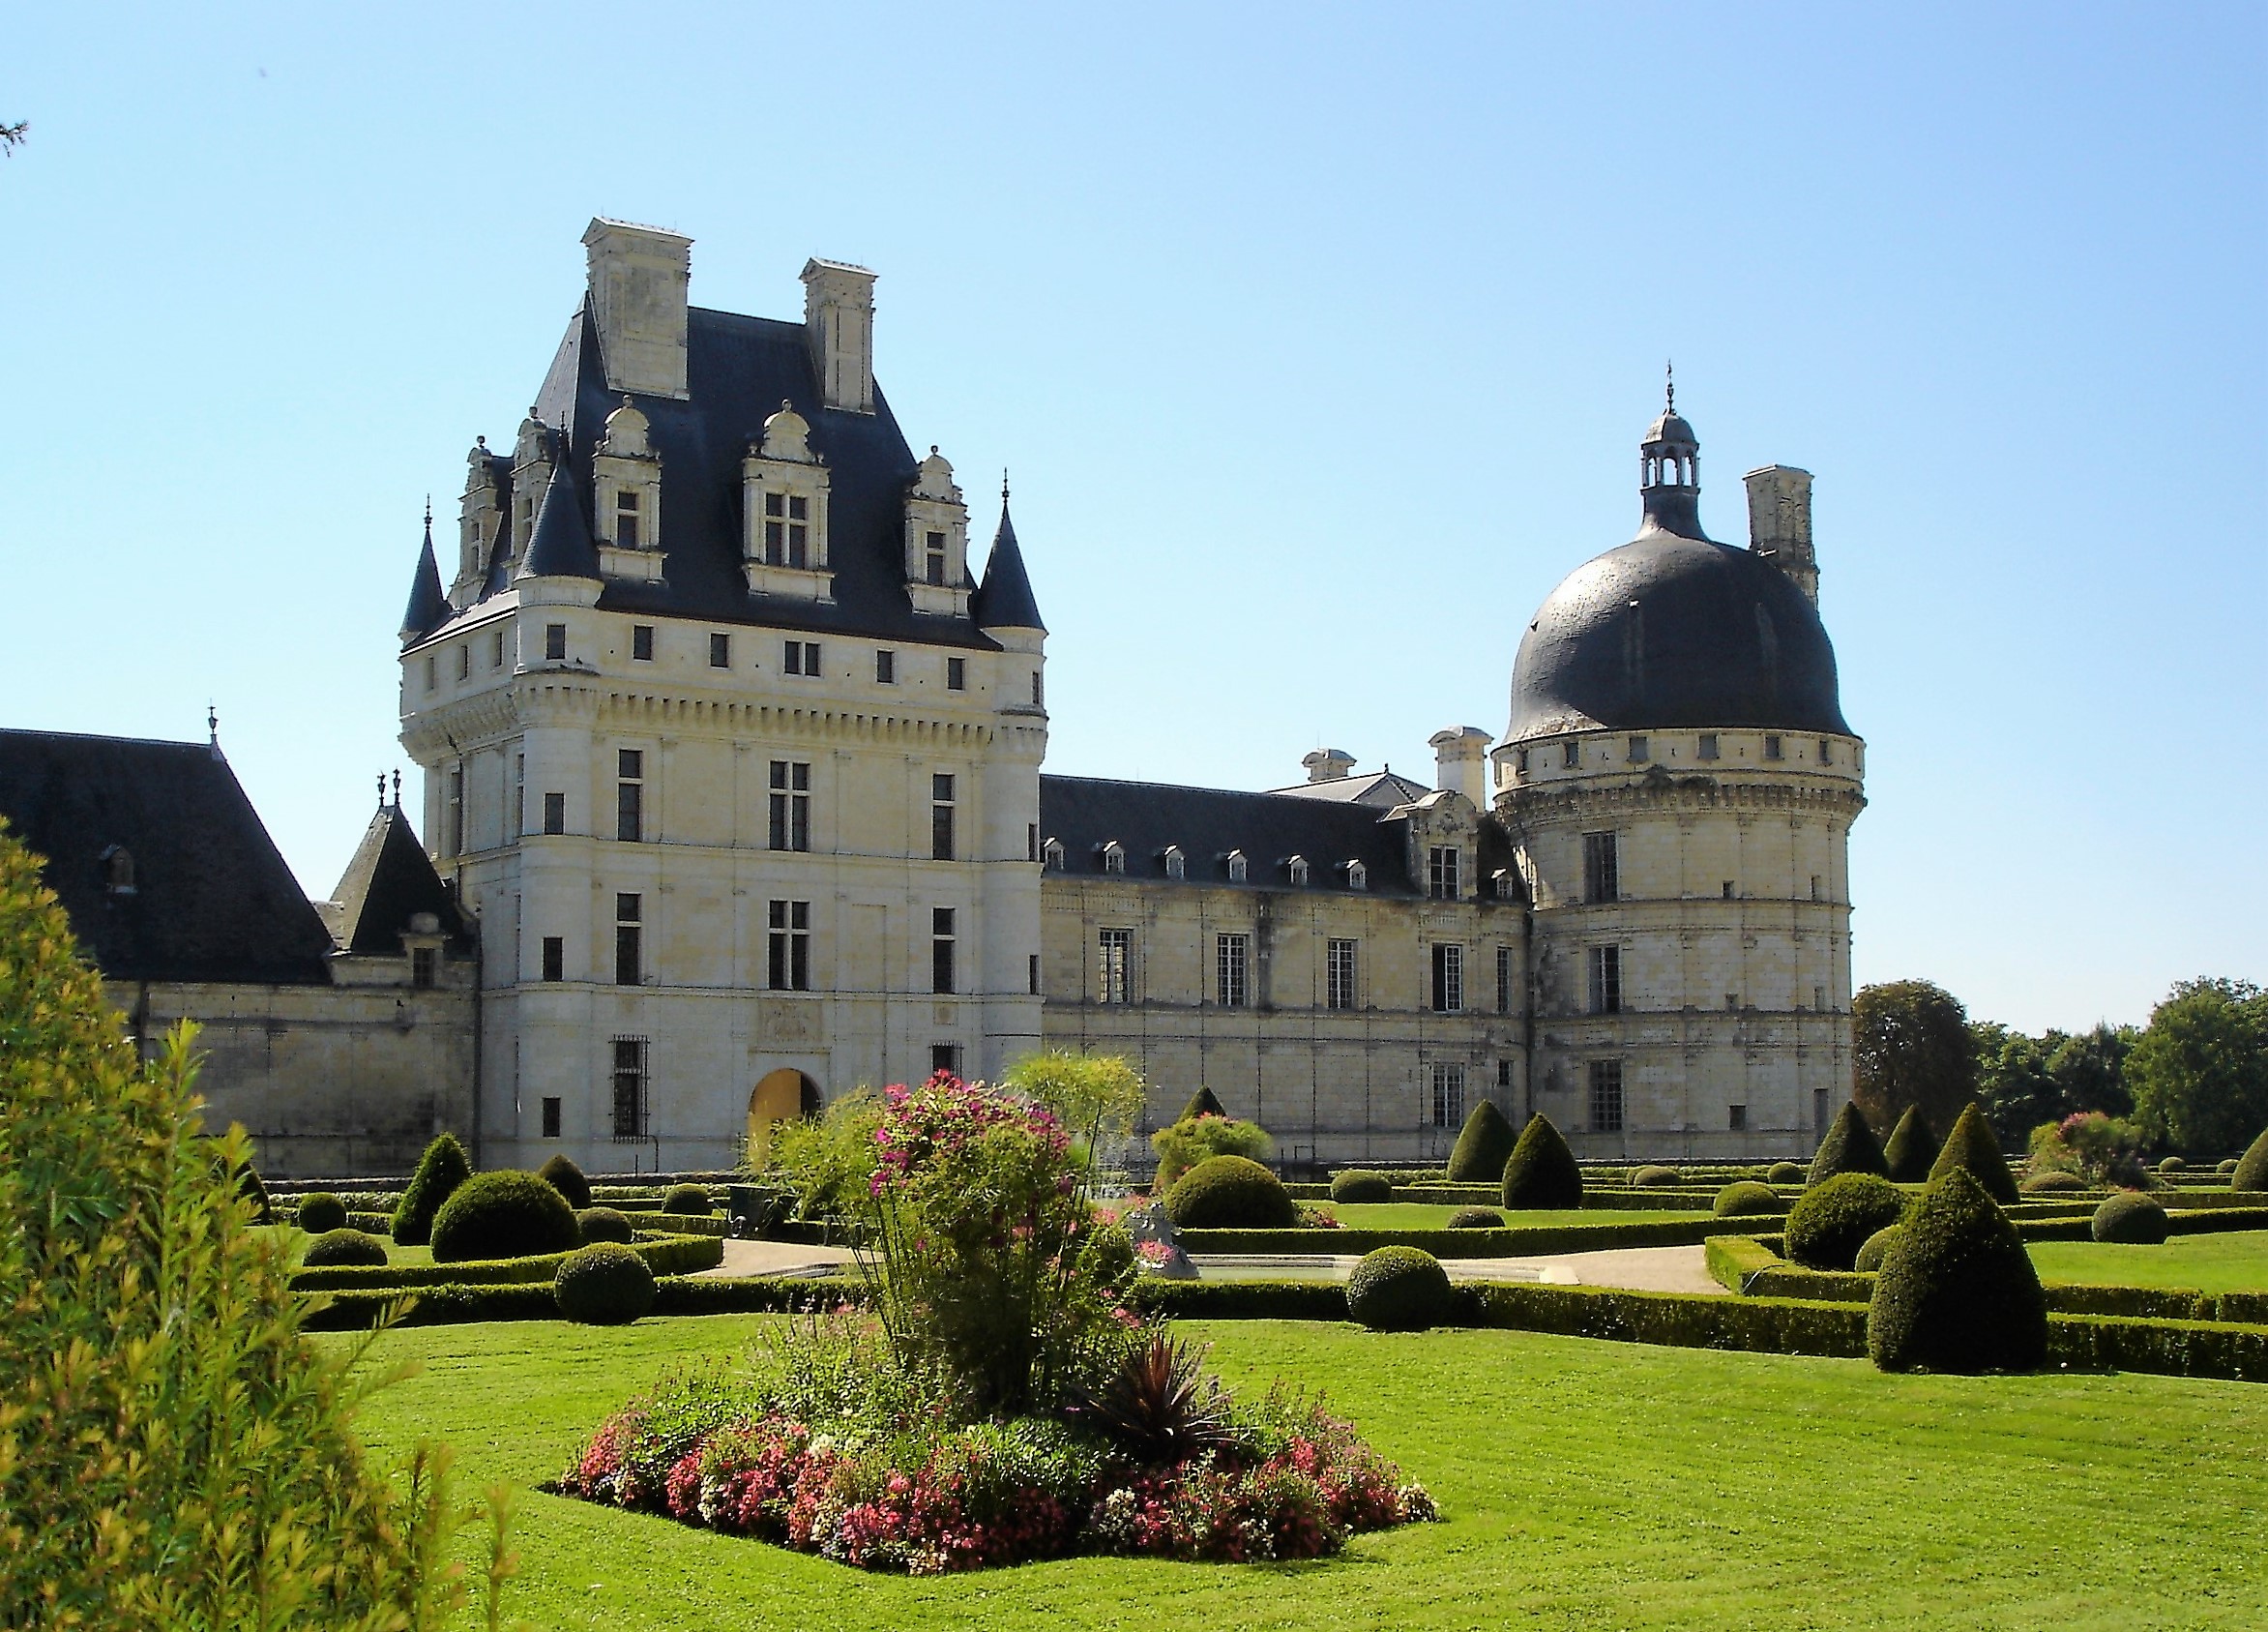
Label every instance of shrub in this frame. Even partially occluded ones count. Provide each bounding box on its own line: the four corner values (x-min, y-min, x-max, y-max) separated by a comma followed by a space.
391, 1131, 471, 1247
1713, 1181, 1781, 1218
663, 1182, 714, 1216
1881, 1107, 1937, 1183
1345, 1246, 1454, 1331
1869, 1170, 2047, 1374
1501, 1114, 1582, 1209
1446, 1099, 1518, 1183
235, 1161, 273, 1225
300, 1228, 390, 1268
555, 1242, 657, 1324
1164, 1155, 1297, 1230
2020, 1170, 2088, 1194
1150, 1113, 1272, 1188
538, 1152, 593, 1209
1928, 1103, 2020, 1205
1330, 1170, 1392, 1203
2155, 1156, 2185, 1175
1853, 1226, 1901, 1272
2233, 1127, 2268, 1192
577, 1205, 636, 1244
772, 1087, 886, 1219
1785, 1172, 1907, 1270
2093, 1192, 2169, 1244
2220, 1157, 2240, 1178
1178, 1086, 1227, 1121
1447, 1206, 1506, 1229
429, 1170, 581, 1263
294, 1191, 347, 1234
1767, 1161, 1806, 1185
1808, 1102, 1888, 1185
1632, 1165, 1682, 1187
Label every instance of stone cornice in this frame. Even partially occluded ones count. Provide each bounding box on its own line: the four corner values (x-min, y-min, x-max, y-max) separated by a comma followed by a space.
1501, 773, 1867, 828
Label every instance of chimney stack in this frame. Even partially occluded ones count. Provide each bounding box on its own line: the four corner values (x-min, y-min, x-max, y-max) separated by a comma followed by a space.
1745, 465, 1817, 606
1429, 727, 1492, 806
582, 219, 692, 400
1302, 748, 1357, 784
802, 258, 876, 414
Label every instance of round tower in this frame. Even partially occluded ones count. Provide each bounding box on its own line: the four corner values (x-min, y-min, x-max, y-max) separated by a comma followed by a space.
1491, 393, 1866, 1160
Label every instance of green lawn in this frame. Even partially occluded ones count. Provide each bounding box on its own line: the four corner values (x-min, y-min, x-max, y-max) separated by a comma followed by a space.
1321, 1203, 1693, 1229
2031, 1229, 2268, 1293
339, 1314, 2268, 1631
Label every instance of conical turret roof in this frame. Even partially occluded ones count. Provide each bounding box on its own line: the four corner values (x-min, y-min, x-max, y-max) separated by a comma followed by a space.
971, 491, 1045, 633
399, 508, 448, 643
515, 459, 601, 581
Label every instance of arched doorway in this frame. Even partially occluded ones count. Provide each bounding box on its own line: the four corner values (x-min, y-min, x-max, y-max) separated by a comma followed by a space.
746, 1068, 823, 1167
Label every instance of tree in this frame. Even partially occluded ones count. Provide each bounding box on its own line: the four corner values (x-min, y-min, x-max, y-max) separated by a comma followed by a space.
2047, 1023, 2135, 1117
1003, 1049, 1146, 1172
1971, 1024, 2062, 1147
1854, 979, 1977, 1135
2126, 979, 2268, 1157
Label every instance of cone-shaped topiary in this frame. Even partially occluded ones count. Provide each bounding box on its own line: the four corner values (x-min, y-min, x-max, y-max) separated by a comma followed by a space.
1445, 1099, 1518, 1183
1632, 1165, 1682, 1187
1854, 1225, 1901, 1272
429, 1170, 581, 1263
2092, 1191, 2169, 1244
1447, 1206, 1506, 1229
1163, 1155, 1297, 1230
1329, 1170, 1392, 1203
537, 1152, 592, 1209
1713, 1180, 1782, 1218
1177, 1085, 1227, 1122
1501, 1114, 1583, 1209
390, 1131, 471, 1247
1869, 1169, 2047, 1374
301, 1228, 390, 1268
1927, 1103, 2019, 1205
294, 1191, 347, 1234
236, 1160, 273, 1225
576, 1205, 636, 1244
1808, 1102, 1889, 1186
1785, 1172, 1908, 1270
554, 1242, 656, 1325
1345, 1246, 1455, 1331
2233, 1126, 2268, 1192
1881, 1107, 1939, 1183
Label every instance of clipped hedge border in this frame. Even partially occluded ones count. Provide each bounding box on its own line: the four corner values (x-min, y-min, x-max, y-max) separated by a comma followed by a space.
301, 1270, 860, 1331
1178, 1214, 1786, 1258
289, 1231, 722, 1291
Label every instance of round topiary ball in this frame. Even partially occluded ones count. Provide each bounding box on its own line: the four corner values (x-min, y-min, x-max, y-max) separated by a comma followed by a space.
663, 1183, 714, 1216
554, 1243, 656, 1325
294, 1192, 347, 1234
2218, 1158, 2240, 1178
1767, 1161, 1806, 1185
302, 1228, 389, 1268
1446, 1206, 1505, 1229
2092, 1191, 2169, 1244
576, 1205, 636, 1245
539, 1152, 593, 1209
1330, 1170, 1393, 1203
2236, 1127, 2268, 1193
1785, 1173, 1909, 1271
1713, 1181, 1782, 1218
2020, 1170, 2088, 1195
2155, 1156, 2185, 1176
1345, 1246, 1455, 1332
429, 1170, 582, 1263
1164, 1155, 1298, 1230
1632, 1165, 1682, 1188
1869, 1170, 2047, 1374
1854, 1226, 1901, 1273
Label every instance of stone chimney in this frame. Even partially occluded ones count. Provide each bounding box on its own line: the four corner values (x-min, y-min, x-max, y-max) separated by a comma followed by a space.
582, 219, 692, 400
802, 258, 876, 414
1302, 748, 1356, 784
1745, 465, 1817, 606
1429, 727, 1491, 806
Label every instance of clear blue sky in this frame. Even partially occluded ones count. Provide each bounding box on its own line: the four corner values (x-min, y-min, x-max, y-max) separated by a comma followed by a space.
5, 3, 2261, 1035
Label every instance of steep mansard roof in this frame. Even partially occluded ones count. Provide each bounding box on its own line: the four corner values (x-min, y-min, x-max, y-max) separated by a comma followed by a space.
322, 803, 474, 956
0, 729, 337, 985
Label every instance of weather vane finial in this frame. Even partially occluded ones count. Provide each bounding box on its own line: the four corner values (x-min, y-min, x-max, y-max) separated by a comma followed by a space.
1665, 359, 1675, 413
376, 772, 387, 810
207, 702, 218, 746
1002, 467, 1010, 504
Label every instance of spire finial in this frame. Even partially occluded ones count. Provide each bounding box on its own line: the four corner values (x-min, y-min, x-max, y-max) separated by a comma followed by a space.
1001, 467, 1011, 504
207, 702, 218, 746
423, 494, 432, 541
391, 768, 402, 808
1665, 359, 1675, 414
376, 772, 387, 810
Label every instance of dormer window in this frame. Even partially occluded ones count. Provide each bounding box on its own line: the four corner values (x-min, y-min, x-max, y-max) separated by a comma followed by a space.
742, 401, 833, 601
1344, 859, 1369, 891
1225, 850, 1249, 884
1101, 840, 1126, 876
1043, 838, 1065, 872
1162, 845, 1186, 880
594, 399, 663, 582
100, 845, 135, 897
902, 447, 970, 616
614, 489, 640, 548
1286, 855, 1311, 886
764, 491, 810, 568
925, 529, 947, 586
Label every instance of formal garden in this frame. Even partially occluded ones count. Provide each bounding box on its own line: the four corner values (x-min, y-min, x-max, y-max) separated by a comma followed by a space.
6, 821, 2268, 1628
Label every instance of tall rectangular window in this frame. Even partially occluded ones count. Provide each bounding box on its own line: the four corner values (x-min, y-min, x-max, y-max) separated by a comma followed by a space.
1215, 934, 1250, 1008
1589, 1059, 1626, 1134
767, 900, 810, 991
542, 791, 566, 836
511, 754, 525, 839
1764, 734, 1784, 761
615, 489, 640, 548
411, 946, 437, 989
1097, 927, 1132, 1004
709, 632, 731, 668
768, 761, 810, 851
1027, 823, 1040, 863
931, 907, 957, 994
1429, 1062, 1466, 1129
1496, 945, 1516, 1014
616, 749, 644, 843
925, 528, 947, 586
930, 1043, 959, 1077
930, 773, 956, 862
1028, 953, 1040, 995
1431, 943, 1464, 1013
1814, 1087, 1830, 1131
1728, 1104, 1748, 1131
544, 622, 566, 661
540, 935, 565, 982
764, 491, 810, 568
1588, 945, 1622, 1014
876, 649, 897, 684
447, 766, 464, 858
1427, 846, 1459, 900
1627, 735, 1649, 763
947, 656, 967, 692
541, 1096, 562, 1139
1562, 740, 1580, 769
614, 893, 642, 987
1582, 831, 1620, 903
1326, 938, 1358, 1011
457, 643, 471, 680
610, 1038, 649, 1138
633, 624, 655, 661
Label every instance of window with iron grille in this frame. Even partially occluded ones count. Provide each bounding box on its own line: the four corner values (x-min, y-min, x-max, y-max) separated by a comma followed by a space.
1582, 831, 1619, 903
768, 900, 810, 991
1326, 939, 1358, 1011
1215, 934, 1249, 1008
1429, 1062, 1465, 1129
1496, 945, 1516, 1013
1431, 942, 1464, 1013
1588, 1059, 1625, 1133
769, 761, 810, 851
1097, 928, 1132, 1004
1588, 945, 1621, 1014
611, 1038, 649, 1138
411, 946, 436, 989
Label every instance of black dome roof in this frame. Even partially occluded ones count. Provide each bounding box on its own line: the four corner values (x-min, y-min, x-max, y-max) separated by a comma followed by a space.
1508, 532, 1849, 744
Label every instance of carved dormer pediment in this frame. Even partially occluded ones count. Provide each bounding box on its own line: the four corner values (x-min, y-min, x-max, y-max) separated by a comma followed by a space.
452, 435, 509, 606
903, 446, 970, 617
595, 397, 665, 583
742, 400, 834, 602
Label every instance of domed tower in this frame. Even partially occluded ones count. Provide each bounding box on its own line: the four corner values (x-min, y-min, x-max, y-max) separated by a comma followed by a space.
1490, 391, 1866, 1160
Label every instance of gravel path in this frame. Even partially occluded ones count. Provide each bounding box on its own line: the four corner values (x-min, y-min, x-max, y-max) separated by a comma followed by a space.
692, 1237, 855, 1280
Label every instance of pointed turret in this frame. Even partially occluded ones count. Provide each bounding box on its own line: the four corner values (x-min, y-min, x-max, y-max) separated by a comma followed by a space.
971, 481, 1045, 633
1636, 368, 1708, 542
399, 502, 448, 644
322, 800, 471, 956
515, 458, 601, 581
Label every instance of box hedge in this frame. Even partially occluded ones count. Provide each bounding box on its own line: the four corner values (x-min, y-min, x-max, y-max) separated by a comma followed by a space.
1784, 1172, 1907, 1270
2231, 1126, 2268, 1193
554, 1242, 656, 1325
1501, 1113, 1583, 1208
1869, 1171, 2047, 1374
1928, 1104, 2020, 1205
389, 1132, 471, 1247
1345, 1246, 1454, 1331
1445, 1099, 1517, 1183
1329, 1170, 1394, 1203
1808, 1102, 1888, 1186
1881, 1107, 1938, 1184
1164, 1155, 1297, 1229
293, 1192, 348, 1234
538, 1152, 593, 1209
2092, 1191, 2169, 1244
289, 1230, 720, 1291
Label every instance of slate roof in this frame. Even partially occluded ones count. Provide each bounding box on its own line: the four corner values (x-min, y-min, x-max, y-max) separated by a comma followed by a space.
1039, 775, 1422, 896
415, 303, 1031, 652
970, 497, 1045, 633
0, 729, 337, 985
323, 804, 473, 956
1263, 768, 1430, 808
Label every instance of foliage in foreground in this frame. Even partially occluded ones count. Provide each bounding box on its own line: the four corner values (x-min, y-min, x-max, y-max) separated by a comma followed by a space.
0, 820, 509, 1628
